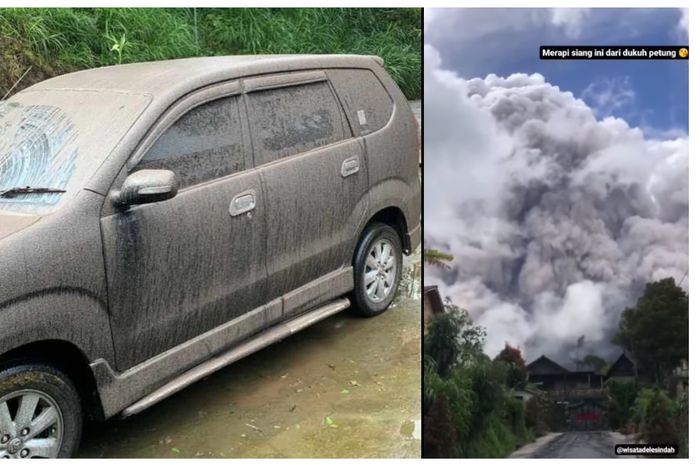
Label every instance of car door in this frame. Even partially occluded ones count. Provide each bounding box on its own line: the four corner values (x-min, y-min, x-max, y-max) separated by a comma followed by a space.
101, 86, 269, 371
243, 71, 368, 317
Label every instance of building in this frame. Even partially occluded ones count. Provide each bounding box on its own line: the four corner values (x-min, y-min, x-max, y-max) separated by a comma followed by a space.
606, 352, 637, 383
423, 285, 445, 332
671, 358, 689, 399
526, 355, 605, 392
607, 352, 687, 398
526, 355, 608, 431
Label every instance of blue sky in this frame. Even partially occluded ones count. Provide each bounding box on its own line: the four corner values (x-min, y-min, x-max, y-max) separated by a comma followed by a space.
425, 8, 689, 135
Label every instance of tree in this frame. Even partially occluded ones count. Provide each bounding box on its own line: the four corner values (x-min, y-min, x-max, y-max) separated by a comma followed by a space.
424, 301, 485, 377
495, 343, 527, 388
613, 278, 688, 384
425, 248, 454, 269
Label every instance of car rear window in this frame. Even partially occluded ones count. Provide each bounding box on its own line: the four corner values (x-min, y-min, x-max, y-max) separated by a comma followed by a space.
246, 81, 345, 166
136, 96, 245, 189
327, 69, 394, 136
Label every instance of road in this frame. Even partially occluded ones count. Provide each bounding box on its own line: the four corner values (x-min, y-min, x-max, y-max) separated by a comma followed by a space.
515, 431, 624, 458
78, 250, 421, 458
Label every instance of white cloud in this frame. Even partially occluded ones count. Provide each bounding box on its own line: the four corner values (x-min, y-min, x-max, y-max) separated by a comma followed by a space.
550, 8, 591, 38
425, 46, 688, 364
581, 76, 636, 118
677, 8, 689, 37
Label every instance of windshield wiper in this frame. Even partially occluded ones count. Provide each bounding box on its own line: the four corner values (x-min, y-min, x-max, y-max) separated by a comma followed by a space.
0, 186, 67, 198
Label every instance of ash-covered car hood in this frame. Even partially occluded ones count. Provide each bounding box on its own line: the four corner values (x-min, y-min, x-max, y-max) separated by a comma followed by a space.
0, 90, 151, 215
0, 211, 40, 241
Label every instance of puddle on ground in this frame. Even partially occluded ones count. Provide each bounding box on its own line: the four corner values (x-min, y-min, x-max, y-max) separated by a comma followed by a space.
78, 248, 422, 458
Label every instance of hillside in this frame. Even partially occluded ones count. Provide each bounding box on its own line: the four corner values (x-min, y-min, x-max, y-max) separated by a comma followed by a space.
0, 8, 421, 99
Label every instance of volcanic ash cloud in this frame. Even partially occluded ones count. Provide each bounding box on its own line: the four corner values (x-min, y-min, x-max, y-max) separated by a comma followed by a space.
424, 45, 688, 362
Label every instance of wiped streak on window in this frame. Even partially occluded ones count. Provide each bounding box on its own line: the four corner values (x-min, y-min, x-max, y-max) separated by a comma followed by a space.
0, 102, 79, 209
0, 89, 150, 215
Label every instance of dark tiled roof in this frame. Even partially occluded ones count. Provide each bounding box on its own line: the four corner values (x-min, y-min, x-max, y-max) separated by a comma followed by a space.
526, 355, 570, 375
607, 353, 636, 377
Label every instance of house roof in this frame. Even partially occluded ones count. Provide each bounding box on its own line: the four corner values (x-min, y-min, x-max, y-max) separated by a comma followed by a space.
423, 286, 445, 315
607, 352, 636, 377
526, 355, 570, 375
576, 361, 603, 375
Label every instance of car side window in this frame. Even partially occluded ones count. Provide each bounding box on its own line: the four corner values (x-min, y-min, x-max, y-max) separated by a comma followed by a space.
135, 96, 245, 189
327, 69, 393, 136
246, 81, 345, 166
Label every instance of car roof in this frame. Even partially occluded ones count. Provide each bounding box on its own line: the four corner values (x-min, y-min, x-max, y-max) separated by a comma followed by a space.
24, 54, 383, 100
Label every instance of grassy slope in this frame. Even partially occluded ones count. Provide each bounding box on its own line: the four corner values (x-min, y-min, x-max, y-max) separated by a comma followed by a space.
0, 8, 421, 99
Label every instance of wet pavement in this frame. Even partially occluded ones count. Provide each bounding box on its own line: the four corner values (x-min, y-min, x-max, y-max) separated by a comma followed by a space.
78, 251, 422, 458
520, 431, 622, 458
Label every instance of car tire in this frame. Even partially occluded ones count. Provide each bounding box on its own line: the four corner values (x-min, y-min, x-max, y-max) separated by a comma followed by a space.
350, 222, 403, 317
0, 364, 82, 458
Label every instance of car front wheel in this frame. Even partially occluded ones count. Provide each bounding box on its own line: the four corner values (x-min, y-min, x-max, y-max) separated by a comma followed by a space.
0, 364, 82, 458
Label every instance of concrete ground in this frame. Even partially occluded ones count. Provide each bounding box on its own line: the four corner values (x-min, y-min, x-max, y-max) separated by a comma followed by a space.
78, 251, 422, 458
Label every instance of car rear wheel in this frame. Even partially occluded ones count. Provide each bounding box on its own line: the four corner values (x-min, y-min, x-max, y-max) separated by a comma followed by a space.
0, 364, 82, 458
351, 222, 403, 317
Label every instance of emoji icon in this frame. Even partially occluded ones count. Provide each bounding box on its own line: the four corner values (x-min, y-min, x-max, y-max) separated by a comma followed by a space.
679, 47, 689, 58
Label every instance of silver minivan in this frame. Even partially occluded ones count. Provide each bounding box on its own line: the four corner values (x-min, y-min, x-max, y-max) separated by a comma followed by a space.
0, 55, 420, 457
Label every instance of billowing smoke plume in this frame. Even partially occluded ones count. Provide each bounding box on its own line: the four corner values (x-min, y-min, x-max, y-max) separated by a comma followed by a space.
425, 45, 688, 364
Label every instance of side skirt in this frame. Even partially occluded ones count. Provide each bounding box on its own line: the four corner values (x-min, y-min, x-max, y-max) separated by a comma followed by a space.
121, 298, 350, 417
90, 267, 353, 418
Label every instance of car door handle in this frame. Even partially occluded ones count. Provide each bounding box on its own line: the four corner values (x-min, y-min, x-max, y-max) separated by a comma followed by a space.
229, 190, 256, 217
341, 156, 360, 178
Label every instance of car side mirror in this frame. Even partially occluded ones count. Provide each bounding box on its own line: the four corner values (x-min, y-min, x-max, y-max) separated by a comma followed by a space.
113, 169, 179, 207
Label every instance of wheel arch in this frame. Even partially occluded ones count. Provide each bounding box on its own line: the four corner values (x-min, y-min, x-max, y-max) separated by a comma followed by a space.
0, 339, 105, 422
363, 206, 410, 253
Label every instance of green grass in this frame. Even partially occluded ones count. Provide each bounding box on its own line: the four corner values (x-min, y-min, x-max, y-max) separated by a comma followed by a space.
0, 8, 421, 99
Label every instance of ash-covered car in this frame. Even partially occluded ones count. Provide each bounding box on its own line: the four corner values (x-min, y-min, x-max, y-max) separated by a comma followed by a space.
0, 55, 420, 458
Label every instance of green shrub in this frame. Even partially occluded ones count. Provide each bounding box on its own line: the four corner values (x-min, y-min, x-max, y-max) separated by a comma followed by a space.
503, 395, 528, 439
607, 380, 639, 431
424, 302, 485, 378
675, 391, 688, 457
633, 388, 680, 445
423, 300, 533, 458
525, 394, 549, 436
423, 393, 459, 458
462, 410, 533, 458
0, 8, 421, 99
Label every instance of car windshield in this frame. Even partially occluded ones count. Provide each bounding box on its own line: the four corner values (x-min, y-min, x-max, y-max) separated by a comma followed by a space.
0, 89, 150, 214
